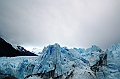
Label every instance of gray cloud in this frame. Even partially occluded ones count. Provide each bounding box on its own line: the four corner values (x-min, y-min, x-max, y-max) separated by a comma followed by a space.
0, 0, 120, 49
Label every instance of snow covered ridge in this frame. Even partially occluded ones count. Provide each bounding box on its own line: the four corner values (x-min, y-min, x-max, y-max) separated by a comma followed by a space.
0, 43, 120, 79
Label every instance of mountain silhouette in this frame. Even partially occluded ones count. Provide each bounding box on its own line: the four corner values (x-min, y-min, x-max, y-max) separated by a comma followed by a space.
0, 37, 37, 57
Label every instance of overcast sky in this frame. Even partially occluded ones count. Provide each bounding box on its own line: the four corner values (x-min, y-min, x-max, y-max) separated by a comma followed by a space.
0, 0, 120, 50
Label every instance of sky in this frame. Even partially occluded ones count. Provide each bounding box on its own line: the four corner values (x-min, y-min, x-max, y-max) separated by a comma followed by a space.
0, 0, 120, 50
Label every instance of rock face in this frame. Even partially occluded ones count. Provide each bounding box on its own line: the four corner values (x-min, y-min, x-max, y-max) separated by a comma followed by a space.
16, 46, 38, 56
0, 37, 37, 57
0, 37, 22, 57
0, 43, 120, 79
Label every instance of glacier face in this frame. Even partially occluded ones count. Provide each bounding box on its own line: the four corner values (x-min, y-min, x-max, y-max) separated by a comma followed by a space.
0, 43, 120, 79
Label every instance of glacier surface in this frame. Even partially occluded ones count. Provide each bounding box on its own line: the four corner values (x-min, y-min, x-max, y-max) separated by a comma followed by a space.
0, 43, 120, 79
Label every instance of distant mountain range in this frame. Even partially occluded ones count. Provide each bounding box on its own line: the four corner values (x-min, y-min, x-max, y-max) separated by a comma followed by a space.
0, 37, 37, 57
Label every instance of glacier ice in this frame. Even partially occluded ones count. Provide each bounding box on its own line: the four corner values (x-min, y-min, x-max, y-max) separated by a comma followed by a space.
0, 43, 120, 79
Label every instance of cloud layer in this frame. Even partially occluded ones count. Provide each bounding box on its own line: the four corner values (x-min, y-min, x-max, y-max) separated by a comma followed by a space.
0, 0, 120, 49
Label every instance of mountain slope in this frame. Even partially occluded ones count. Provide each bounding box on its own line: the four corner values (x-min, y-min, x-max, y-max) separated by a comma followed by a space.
16, 46, 38, 56
0, 37, 22, 57
0, 37, 37, 57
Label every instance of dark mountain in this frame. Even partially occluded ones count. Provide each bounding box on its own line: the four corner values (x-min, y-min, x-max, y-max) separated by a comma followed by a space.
16, 46, 37, 56
0, 37, 37, 57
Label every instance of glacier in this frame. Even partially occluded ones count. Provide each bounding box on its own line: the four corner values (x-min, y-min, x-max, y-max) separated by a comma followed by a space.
0, 43, 120, 79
